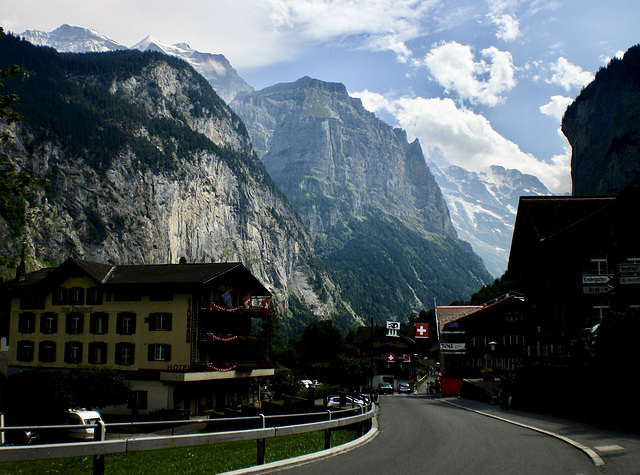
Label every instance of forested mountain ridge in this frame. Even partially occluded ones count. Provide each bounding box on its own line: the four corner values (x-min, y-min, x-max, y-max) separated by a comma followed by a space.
0, 33, 346, 338
232, 77, 492, 319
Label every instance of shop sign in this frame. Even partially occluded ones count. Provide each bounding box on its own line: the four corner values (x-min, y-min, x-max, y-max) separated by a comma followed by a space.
386, 321, 400, 337
440, 342, 465, 354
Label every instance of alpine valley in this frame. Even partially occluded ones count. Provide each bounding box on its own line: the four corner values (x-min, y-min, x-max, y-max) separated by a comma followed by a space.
0, 24, 550, 337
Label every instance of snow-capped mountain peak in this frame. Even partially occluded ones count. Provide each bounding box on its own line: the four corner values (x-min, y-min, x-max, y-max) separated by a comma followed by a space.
20, 25, 253, 103
429, 161, 552, 277
20, 24, 126, 53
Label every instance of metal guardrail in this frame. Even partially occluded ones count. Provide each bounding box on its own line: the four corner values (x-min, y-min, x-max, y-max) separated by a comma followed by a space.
0, 403, 376, 473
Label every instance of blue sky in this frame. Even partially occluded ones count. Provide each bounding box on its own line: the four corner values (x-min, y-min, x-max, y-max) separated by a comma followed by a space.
3, 0, 640, 193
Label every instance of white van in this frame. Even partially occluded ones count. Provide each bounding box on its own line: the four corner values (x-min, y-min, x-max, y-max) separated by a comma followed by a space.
64, 410, 104, 440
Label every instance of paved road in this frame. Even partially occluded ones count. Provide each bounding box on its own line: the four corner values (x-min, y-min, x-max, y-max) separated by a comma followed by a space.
243, 392, 640, 474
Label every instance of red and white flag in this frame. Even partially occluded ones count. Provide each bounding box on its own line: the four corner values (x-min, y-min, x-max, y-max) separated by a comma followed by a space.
387, 353, 395, 363
415, 323, 429, 338
242, 294, 251, 308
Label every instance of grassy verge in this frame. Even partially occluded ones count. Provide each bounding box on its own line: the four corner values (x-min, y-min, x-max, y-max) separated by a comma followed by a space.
0, 427, 359, 474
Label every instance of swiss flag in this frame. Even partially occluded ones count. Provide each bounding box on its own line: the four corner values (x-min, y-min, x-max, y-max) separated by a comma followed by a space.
387, 353, 396, 363
415, 323, 429, 338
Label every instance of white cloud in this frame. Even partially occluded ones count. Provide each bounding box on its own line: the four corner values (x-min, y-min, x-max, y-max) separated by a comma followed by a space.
263, 0, 439, 62
490, 13, 521, 41
548, 57, 594, 91
353, 90, 571, 193
422, 41, 516, 106
540, 95, 573, 122
2, 0, 440, 68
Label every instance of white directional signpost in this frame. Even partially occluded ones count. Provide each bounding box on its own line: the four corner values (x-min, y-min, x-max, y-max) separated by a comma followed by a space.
582, 275, 614, 294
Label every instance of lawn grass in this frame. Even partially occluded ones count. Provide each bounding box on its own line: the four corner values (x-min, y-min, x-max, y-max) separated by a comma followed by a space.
0, 427, 359, 474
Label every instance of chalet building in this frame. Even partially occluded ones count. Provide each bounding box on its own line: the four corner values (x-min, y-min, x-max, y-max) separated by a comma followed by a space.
506, 182, 640, 364
439, 293, 526, 376
5, 258, 274, 416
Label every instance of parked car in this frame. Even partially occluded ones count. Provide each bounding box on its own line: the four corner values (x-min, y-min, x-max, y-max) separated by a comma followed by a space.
398, 383, 412, 394
325, 395, 365, 408
379, 382, 393, 394
65, 410, 104, 440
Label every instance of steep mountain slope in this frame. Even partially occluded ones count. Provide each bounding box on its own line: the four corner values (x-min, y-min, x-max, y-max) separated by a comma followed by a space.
19, 24, 524, 291
232, 77, 492, 320
19, 24, 253, 103
563, 44, 640, 195
432, 164, 552, 277
0, 33, 343, 338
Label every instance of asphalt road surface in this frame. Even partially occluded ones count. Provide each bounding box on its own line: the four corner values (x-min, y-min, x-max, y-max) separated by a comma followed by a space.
267, 393, 600, 475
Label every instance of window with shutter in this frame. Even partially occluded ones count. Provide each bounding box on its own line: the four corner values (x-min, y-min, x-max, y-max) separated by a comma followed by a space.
149, 313, 172, 331
38, 341, 56, 362
66, 312, 84, 334
90, 312, 109, 334
64, 341, 83, 363
18, 312, 36, 333
17, 341, 34, 361
40, 312, 58, 334
116, 312, 136, 334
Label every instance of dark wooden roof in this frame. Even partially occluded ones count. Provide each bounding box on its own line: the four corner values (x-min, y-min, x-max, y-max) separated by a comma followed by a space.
507, 195, 616, 273
515, 196, 615, 242
107, 262, 242, 285
10, 258, 271, 296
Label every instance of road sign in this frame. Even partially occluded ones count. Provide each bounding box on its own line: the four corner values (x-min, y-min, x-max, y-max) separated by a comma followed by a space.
582, 275, 612, 284
618, 263, 640, 274
620, 276, 640, 285
582, 285, 613, 294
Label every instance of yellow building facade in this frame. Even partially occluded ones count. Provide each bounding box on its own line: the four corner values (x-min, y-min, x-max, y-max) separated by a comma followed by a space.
7, 258, 274, 416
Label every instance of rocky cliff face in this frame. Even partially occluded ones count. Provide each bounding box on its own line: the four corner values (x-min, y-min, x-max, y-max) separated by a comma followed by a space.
232, 77, 491, 319
232, 77, 456, 240
563, 45, 640, 195
0, 34, 339, 336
